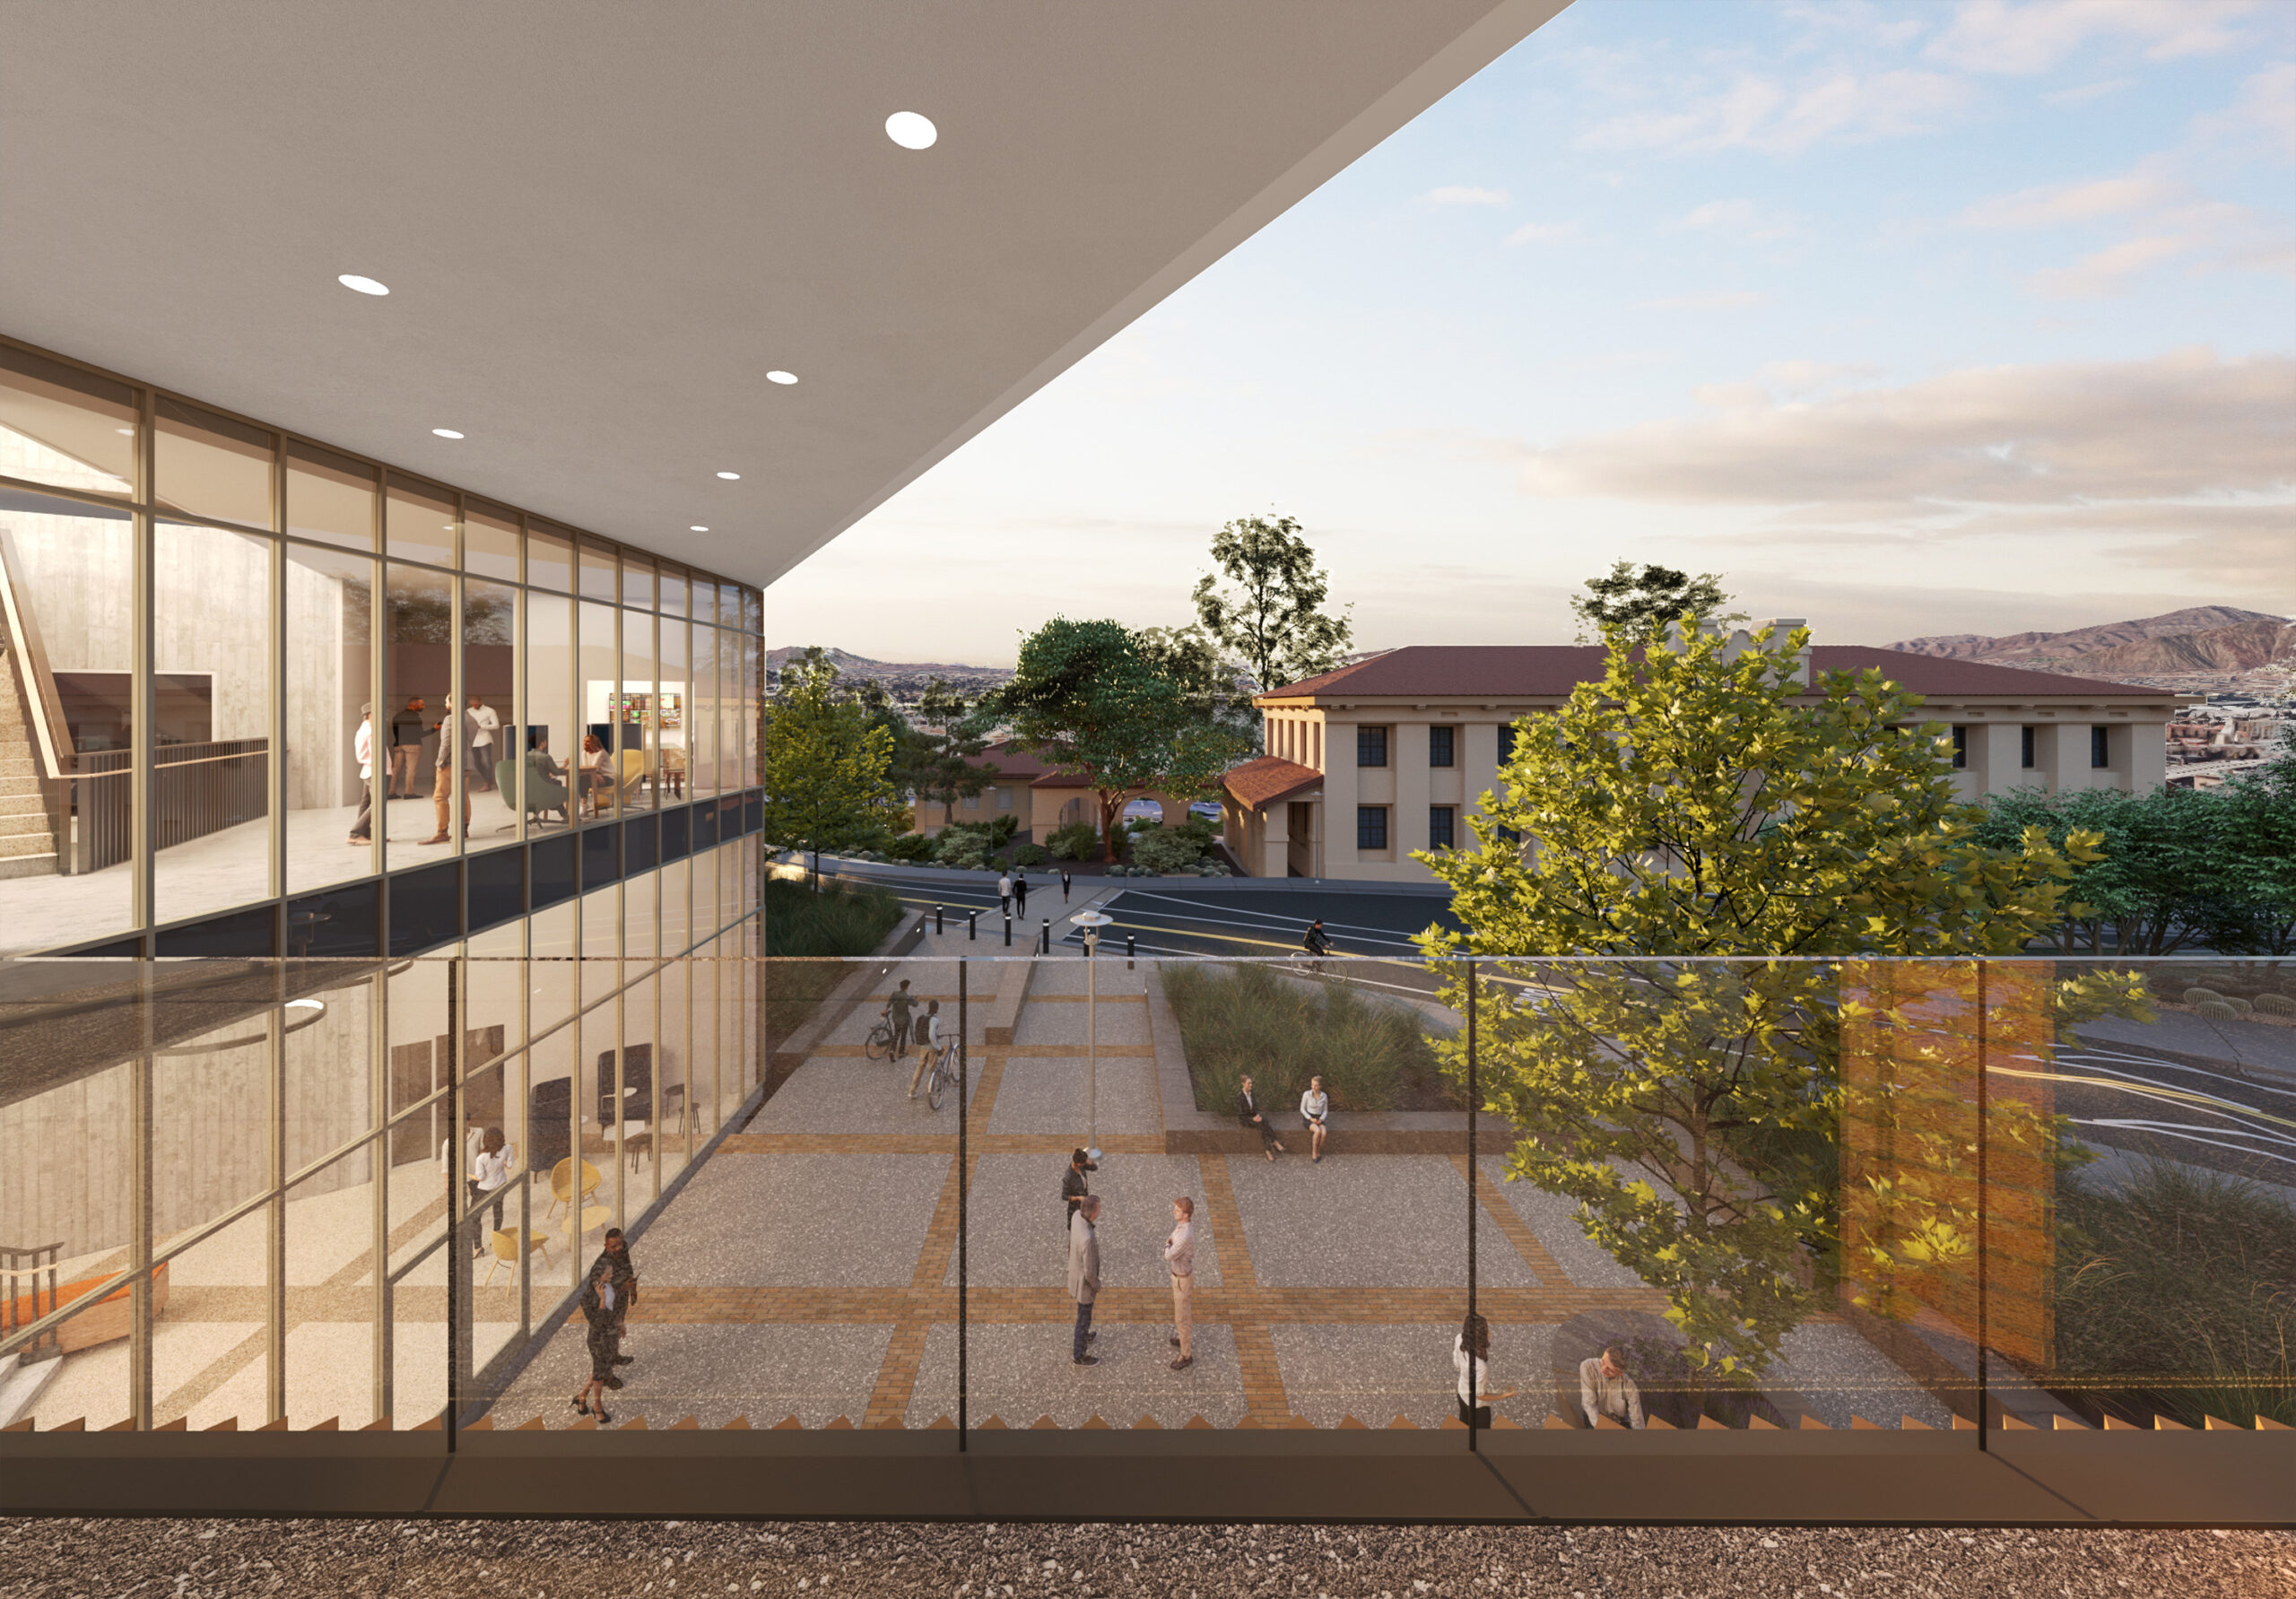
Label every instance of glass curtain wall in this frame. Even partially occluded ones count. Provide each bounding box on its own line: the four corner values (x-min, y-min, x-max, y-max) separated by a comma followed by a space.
0, 334, 763, 960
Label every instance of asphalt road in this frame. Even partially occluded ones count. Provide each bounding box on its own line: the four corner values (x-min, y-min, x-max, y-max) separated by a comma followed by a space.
2051, 1041, 2296, 1189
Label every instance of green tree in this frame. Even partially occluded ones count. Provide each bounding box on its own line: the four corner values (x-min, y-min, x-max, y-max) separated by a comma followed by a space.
2218, 746, 2296, 954
1570, 561, 1734, 644
1190, 515, 1353, 694
761, 647, 899, 884
885, 677, 991, 815
1414, 622, 2119, 1382
976, 617, 1252, 846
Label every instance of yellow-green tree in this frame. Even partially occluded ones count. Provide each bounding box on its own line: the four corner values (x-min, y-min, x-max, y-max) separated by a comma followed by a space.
762, 647, 899, 884
1414, 621, 2113, 1379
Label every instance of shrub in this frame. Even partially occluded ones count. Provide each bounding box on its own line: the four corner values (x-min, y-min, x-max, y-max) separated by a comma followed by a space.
1010, 843, 1048, 867
883, 832, 935, 863
934, 826, 992, 868
1161, 960, 1456, 1114
2257, 993, 2295, 1017
2183, 987, 2223, 1006
2057, 1160, 2296, 1428
2196, 1001, 2240, 1021
1047, 821, 1099, 861
987, 813, 1020, 847
1128, 825, 1207, 874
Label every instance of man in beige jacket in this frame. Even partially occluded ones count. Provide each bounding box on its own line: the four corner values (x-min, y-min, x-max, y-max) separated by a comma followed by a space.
1164, 1196, 1196, 1371
1068, 1195, 1102, 1367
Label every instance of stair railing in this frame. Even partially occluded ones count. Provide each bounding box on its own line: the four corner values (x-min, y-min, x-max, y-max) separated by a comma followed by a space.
0, 528, 74, 869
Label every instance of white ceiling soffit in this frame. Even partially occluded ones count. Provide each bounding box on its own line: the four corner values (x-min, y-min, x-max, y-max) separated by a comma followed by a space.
1, 1, 1568, 586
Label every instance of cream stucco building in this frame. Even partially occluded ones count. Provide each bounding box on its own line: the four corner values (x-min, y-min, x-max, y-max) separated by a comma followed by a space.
1221, 636, 2188, 883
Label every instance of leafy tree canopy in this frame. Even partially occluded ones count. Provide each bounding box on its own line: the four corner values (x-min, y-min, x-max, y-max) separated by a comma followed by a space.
1570, 561, 1735, 645
1414, 621, 2124, 1379
976, 617, 1252, 843
761, 647, 900, 876
1190, 515, 1353, 694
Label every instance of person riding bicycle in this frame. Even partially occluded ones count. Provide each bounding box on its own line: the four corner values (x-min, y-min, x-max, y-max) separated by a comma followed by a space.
1302, 920, 1334, 961
882, 978, 917, 1060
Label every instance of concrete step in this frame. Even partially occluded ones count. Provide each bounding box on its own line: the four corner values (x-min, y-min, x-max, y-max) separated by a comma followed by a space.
0, 774, 44, 795
0, 812, 51, 839
0, 831, 56, 860
0, 851, 57, 879
0, 792, 46, 815
0, 755, 36, 778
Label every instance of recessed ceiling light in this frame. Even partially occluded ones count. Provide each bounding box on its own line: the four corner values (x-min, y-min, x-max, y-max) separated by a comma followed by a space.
766, 369, 798, 386
431, 428, 465, 439
717, 471, 742, 481
690, 525, 709, 533
338, 274, 390, 296
885, 111, 937, 150
116, 427, 135, 435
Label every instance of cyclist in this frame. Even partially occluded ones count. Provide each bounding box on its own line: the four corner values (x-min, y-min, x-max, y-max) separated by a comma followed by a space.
909, 999, 944, 1099
882, 978, 917, 1060
1302, 920, 1334, 967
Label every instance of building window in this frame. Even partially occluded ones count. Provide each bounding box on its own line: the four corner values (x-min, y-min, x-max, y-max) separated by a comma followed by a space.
1498, 724, 1517, 767
1429, 726, 1455, 768
2092, 726, 2111, 769
1429, 805, 1455, 849
963, 792, 979, 811
1357, 726, 1387, 768
1356, 805, 1388, 850
996, 787, 1012, 811
2021, 726, 2036, 769
1949, 726, 1968, 769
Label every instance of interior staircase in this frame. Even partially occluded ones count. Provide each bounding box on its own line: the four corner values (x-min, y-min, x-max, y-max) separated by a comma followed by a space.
0, 621, 61, 881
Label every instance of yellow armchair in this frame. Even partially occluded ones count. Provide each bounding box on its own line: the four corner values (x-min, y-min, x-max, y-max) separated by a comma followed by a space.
546, 1157, 600, 1220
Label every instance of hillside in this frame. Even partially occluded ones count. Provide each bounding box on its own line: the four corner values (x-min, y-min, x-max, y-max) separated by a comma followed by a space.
1888, 607, 2277, 664
765, 646, 1013, 682
1885, 606, 2293, 694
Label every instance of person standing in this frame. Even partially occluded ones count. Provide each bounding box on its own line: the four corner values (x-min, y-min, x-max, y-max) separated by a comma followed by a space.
1013, 868, 1029, 917
1237, 1074, 1284, 1160
1060, 869, 1072, 903
593, 1226, 639, 1369
1456, 1313, 1518, 1430
1300, 1074, 1331, 1164
1060, 1147, 1097, 1232
908, 999, 944, 1099
996, 869, 1013, 918
1578, 1344, 1644, 1430
420, 694, 479, 845
1068, 1195, 1102, 1367
468, 694, 501, 792
388, 696, 426, 798
572, 1258, 620, 1424
882, 978, 917, 1060
346, 702, 374, 844
1164, 1195, 1196, 1371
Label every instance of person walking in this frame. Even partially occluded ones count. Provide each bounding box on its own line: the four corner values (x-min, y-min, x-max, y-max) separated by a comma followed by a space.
468, 694, 500, 792
1060, 1147, 1097, 1232
1068, 1195, 1103, 1367
388, 696, 426, 798
449, 1125, 516, 1252
1300, 1074, 1331, 1163
572, 1258, 620, 1424
592, 1226, 639, 1369
908, 999, 944, 1099
1578, 1344, 1645, 1430
1013, 868, 1029, 917
996, 869, 1013, 918
1456, 1313, 1518, 1430
420, 694, 480, 845
882, 978, 917, 1060
1164, 1195, 1196, 1371
346, 703, 374, 844
1237, 1075, 1284, 1159
1060, 869, 1072, 903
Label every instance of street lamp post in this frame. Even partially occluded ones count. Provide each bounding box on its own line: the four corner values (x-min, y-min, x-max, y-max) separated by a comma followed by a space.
1070, 909, 1113, 1162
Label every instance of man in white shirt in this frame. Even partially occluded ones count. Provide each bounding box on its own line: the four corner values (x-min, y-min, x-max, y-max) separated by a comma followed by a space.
1579, 1345, 1645, 1429
996, 870, 1013, 918
468, 695, 502, 792
908, 999, 944, 1099
1164, 1195, 1196, 1371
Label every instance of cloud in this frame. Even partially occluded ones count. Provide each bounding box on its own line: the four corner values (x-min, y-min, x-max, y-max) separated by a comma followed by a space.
1634, 291, 1770, 311
1671, 199, 1802, 240
2019, 200, 2295, 296
1577, 69, 1970, 155
1959, 171, 2181, 229
1503, 220, 1582, 246
1422, 186, 1509, 207
1757, 361, 1879, 393
2029, 233, 2194, 297
2191, 60, 2296, 152
2044, 76, 2135, 105
1520, 351, 2296, 550
1926, 0, 2260, 75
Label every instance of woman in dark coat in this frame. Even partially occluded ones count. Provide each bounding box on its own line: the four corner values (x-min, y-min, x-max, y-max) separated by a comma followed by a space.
571, 1258, 621, 1424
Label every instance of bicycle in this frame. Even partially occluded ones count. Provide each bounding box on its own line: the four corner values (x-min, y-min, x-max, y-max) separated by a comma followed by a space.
865, 1017, 901, 1061
923, 1038, 958, 1112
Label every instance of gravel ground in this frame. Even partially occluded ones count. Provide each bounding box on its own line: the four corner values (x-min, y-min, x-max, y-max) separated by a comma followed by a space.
2, 1519, 2289, 1597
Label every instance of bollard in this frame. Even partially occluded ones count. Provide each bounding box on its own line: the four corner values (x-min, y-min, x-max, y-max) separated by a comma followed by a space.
969, 909, 978, 942
1126, 933, 1135, 960
935, 906, 944, 935
1039, 921, 1050, 956
1003, 913, 1012, 949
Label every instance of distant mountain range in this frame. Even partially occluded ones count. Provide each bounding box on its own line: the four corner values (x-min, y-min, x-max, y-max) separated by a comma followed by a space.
765, 646, 1013, 682
1888, 607, 2295, 682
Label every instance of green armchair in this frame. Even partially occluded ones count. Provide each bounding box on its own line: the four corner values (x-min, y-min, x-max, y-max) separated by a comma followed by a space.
500, 748, 571, 826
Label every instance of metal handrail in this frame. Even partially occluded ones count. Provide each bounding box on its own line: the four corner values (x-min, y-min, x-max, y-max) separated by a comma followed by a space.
0, 527, 74, 782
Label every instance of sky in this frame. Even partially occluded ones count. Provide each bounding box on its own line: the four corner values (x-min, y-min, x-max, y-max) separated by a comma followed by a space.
768, 0, 2296, 667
